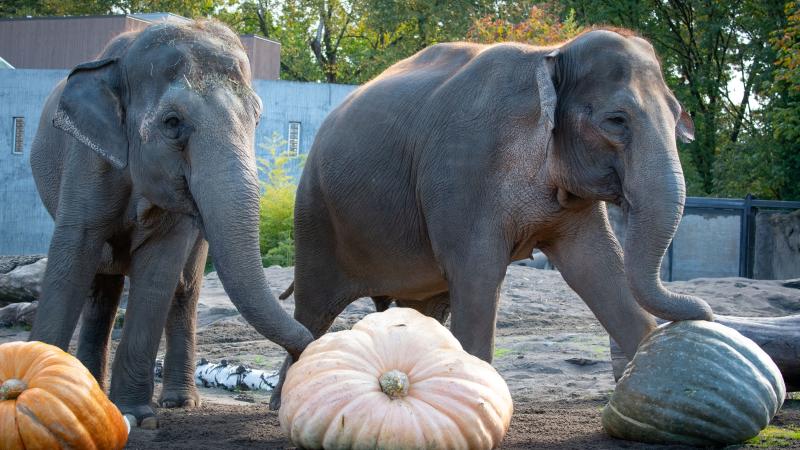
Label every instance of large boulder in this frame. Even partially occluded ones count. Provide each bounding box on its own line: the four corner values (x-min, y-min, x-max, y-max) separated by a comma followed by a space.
0, 257, 47, 305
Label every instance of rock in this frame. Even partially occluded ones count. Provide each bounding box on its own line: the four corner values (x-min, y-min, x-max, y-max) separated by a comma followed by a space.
0, 301, 37, 327
565, 357, 599, 366
0, 255, 45, 275
784, 279, 800, 289
0, 258, 47, 304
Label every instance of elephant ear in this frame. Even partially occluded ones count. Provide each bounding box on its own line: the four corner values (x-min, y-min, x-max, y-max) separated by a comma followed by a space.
535, 50, 558, 132
676, 108, 695, 143
53, 58, 128, 169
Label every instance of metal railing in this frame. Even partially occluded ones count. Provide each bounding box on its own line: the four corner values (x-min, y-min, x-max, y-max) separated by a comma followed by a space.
665, 194, 800, 281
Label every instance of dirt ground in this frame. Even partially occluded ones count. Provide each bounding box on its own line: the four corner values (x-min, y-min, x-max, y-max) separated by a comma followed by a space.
3, 265, 800, 449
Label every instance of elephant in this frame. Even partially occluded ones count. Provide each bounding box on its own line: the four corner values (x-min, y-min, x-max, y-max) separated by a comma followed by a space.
27, 19, 313, 427
270, 28, 714, 409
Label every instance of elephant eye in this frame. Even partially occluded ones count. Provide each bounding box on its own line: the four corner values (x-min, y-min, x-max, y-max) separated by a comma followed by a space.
162, 112, 184, 141
600, 113, 629, 137
165, 116, 180, 129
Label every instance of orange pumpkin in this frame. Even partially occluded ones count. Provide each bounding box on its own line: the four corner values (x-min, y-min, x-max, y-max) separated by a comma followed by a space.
0, 341, 128, 450
279, 307, 513, 450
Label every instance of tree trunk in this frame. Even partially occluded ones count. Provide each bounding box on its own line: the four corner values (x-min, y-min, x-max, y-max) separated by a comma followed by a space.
610, 315, 800, 391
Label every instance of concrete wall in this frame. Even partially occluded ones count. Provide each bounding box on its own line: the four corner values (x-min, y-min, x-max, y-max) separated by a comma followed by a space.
607, 204, 742, 281
669, 212, 741, 280
0, 69, 356, 255
754, 209, 800, 280
0, 69, 66, 255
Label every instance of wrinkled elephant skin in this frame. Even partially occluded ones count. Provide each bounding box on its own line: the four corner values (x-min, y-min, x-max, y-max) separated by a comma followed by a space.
28, 20, 312, 426
270, 30, 712, 409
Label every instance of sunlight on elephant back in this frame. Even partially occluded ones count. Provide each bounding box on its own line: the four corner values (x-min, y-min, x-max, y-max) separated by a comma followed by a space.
279, 307, 513, 450
602, 320, 785, 446
0, 341, 129, 450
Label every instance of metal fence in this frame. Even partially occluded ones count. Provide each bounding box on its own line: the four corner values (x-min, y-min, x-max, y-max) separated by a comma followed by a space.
664, 194, 800, 281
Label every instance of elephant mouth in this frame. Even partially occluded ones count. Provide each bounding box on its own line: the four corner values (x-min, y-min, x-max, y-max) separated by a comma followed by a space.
162, 175, 199, 217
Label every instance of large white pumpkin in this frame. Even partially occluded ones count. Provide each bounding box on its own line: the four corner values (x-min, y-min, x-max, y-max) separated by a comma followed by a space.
602, 320, 785, 446
279, 307, 513, 449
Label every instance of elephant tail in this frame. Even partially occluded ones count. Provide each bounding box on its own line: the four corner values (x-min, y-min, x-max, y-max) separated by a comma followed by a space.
279, 281, 294, 300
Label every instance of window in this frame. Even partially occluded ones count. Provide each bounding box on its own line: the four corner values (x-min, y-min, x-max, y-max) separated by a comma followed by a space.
287, 121, 301, 157
12, 117, 24, 155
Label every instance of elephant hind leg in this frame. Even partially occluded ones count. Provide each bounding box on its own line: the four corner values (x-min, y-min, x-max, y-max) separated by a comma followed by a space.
76, 273, 125, 390
396, 293, 450, 324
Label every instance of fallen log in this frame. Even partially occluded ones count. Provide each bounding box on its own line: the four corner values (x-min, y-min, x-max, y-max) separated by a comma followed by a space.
154, 358, 280, 391
0, 258, 46, 304
611, 314, 800, 392
0, 301, 37, 327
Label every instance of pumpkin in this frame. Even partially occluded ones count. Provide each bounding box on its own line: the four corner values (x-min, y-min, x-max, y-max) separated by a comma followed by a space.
602, 320, 785, 446
279, 307, 513, 450
0, 341, 129, 450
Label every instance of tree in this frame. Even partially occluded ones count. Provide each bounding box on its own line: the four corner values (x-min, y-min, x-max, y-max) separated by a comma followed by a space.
761, 0, 800, 199
467, 2, 582, 46
221, 0, 497, 83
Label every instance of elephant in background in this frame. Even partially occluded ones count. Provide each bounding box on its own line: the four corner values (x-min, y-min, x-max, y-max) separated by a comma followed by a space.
270, 28, 713, 408
28, 20, 312, 427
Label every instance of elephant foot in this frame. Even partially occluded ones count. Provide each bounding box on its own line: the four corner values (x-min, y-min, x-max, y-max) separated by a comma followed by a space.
269, 389, 282, 411
119, 404, 159, 430
159, 388, 201, 409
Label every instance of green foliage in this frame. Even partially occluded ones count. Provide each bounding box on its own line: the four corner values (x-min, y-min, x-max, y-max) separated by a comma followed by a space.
467, 3, 583, 45
258, 133, 303, 267
745, 425, 800, 447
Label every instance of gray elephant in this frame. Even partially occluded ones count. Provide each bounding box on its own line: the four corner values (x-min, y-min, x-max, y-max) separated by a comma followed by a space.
270, 28, 714, 408
28, 20, 312, 427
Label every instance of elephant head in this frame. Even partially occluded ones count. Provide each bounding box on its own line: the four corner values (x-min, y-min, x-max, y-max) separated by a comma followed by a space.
52, 20, 313, 358
542, 29, 713, 322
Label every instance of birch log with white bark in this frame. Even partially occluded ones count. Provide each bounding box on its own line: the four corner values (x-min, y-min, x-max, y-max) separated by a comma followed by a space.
155, 359, 280, 391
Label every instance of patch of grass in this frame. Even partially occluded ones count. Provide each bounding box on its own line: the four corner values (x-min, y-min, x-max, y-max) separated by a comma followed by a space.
745, 426, 800, 447
559, 334, 609, 360
493, 347, 512, 359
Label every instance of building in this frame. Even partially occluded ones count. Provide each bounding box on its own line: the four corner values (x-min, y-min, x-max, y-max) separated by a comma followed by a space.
0, 13, 280, 80
0, 14, 357, 255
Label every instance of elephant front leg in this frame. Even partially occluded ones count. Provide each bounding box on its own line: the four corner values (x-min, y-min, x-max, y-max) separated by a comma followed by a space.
159, 237, 208, 409
29, 224, 107, 349
110, 220, 198, 429
439, 243, 508, 363
76, 274, 125, 389
541, 203, 656, 358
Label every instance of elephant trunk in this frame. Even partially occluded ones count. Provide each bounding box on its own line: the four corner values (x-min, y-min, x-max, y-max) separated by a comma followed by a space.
622, 141, 713, 322
190, 145, 313, 360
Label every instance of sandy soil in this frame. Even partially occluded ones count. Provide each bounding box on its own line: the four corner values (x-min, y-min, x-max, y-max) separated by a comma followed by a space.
3, 265, 800, 449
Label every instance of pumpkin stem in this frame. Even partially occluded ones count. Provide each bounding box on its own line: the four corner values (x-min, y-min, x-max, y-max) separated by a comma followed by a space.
0, 379, 27, 400
379, 370, 409, 399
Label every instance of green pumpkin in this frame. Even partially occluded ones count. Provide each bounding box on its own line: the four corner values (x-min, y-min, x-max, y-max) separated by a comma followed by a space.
602, 320, 785, 446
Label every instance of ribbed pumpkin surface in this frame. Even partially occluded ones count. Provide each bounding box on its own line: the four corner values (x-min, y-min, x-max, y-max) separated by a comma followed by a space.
602, 320, 785, 446
0, 341, 128, 450
279, 307, 513, 450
